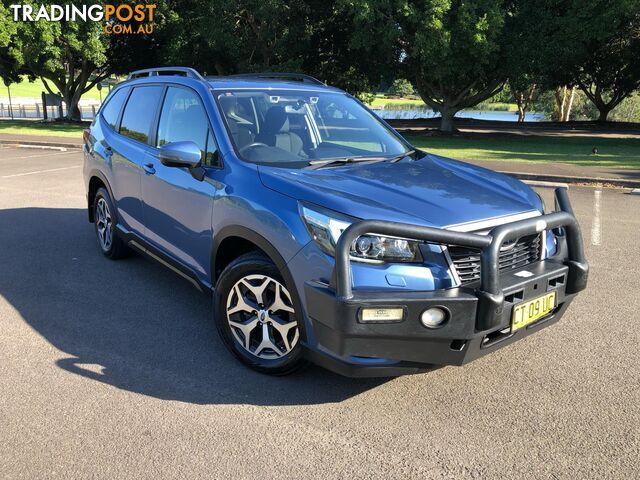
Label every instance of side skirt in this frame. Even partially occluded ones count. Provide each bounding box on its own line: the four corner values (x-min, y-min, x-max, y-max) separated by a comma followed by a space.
117, 226, 213, 294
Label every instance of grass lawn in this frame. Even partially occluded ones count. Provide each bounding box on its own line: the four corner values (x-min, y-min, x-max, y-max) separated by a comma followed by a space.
404, 133, 640, 169
0, 76, 104, 102
370, 94, 518, 112
370, 95, 425, 108
0, 120, 86, 138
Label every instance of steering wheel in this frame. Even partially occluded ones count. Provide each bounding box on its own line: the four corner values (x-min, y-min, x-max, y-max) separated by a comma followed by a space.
239, 142, 269, 154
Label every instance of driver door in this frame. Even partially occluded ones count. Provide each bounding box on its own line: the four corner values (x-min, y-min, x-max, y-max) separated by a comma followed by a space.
141, 85, 220, 280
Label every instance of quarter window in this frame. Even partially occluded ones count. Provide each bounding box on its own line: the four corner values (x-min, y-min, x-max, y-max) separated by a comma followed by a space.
204, 129, 219, 167
119, 86, 163, 144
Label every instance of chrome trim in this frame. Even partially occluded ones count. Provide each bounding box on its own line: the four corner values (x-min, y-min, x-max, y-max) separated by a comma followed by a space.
443, 210, 545, 286
441, 245, 462, 287
445, 210, 541, 233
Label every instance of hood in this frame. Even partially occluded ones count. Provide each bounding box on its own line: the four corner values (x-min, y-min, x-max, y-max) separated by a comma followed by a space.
258, 153, 542, 228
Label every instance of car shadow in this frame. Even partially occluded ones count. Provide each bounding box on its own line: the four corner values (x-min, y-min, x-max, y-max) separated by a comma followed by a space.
0, 207, 387, 405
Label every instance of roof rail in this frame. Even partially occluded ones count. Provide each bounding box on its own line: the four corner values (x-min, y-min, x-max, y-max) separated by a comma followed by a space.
230, 72, 324, 85
127, 67, 206, 82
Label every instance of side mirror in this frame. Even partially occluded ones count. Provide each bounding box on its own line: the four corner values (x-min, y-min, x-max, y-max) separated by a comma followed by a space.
159, 141, 202, 168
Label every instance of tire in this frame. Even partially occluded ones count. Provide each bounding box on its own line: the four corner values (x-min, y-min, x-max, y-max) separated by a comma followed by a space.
93, 187, 131, 260
214, 252, 306, 375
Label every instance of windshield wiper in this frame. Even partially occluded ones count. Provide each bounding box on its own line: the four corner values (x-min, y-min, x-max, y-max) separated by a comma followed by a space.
305, 156, 386, 170
305, 149, 416, 170
389, 149, 416, 163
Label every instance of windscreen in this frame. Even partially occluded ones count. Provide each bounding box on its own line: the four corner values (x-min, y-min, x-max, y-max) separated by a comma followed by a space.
216, 90, 409, 167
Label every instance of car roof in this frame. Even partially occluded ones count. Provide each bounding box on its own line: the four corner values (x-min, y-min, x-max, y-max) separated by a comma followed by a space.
117, 68, 346, 94
206, 76, 344, 93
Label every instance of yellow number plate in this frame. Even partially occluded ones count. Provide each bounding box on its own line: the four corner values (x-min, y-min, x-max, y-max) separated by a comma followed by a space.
511, 291, 557, 331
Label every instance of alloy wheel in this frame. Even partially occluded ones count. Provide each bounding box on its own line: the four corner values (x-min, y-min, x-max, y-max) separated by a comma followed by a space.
226, 274, 299, 359
95, 197, 113, 251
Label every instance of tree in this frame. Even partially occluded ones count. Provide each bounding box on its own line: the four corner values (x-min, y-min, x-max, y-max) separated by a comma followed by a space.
388, 79, 414, 96
154, 0, 396, 96
510, 80, 537, 123
1, 0, 136, 120
16, 8, 109, 120
343, 0, 516, 131
512, 0, 640, 123
0, 2, 21, 85
398, 0, 513, 132
574, 5, 640, 122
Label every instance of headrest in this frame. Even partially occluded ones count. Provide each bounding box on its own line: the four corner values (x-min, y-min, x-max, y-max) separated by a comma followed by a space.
218, 95, 237, 115
264, 106, 289, 133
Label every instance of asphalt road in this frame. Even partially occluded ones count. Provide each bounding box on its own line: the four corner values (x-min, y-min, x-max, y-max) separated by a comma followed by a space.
0, 146, 638, 479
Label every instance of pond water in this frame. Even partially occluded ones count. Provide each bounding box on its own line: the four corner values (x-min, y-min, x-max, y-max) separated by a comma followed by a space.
373, 108, 545, 122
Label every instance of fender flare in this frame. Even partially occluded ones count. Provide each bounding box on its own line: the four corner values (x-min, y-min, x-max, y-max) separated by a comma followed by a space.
87, 169, 116, 222
211, 225, 308, 344
211, 225, 291, 283
211, 224, 309, 341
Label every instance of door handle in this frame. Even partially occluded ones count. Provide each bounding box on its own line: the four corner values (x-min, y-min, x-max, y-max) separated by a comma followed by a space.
143, 162, 156, 175
104, 146, 113, 158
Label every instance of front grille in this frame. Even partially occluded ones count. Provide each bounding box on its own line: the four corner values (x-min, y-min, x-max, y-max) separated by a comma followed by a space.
447, 233, 542, 285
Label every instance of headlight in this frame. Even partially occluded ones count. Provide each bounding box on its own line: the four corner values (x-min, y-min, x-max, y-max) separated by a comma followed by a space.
300, 204, 423, 263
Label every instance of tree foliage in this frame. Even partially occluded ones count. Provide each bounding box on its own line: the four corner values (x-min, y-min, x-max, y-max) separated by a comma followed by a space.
511, 0, 640, 122
147, 0, 396, 95
344, 0, 516, 131
388, 79, 414, 96
0, 2, 20, 85
574, 2, 640, 121
1, 0, 111, 120
1, 0, 640, 125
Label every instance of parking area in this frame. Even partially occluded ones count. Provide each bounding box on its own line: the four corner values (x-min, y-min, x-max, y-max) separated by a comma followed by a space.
0, 145, 638, 479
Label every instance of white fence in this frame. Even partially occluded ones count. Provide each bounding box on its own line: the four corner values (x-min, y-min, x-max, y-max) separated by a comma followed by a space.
0, 102, 100, 120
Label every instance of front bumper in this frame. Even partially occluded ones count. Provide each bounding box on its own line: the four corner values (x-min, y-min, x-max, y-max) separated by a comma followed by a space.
303, 188, 589, 377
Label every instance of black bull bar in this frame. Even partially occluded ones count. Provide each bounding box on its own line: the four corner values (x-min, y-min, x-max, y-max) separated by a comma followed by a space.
331, 188, 589, 331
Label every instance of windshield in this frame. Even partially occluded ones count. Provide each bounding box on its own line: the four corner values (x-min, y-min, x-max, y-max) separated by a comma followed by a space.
215, 89, 410, 167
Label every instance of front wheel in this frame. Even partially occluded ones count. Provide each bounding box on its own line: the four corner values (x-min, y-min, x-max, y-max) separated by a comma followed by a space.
213, 252, 306, 375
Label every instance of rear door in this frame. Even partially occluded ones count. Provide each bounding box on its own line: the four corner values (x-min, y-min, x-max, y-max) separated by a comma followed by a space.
107, 85, 163, 234
141, 85, 220, 280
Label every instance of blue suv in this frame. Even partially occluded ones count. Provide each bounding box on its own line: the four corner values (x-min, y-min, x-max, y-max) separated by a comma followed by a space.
83, 67, 588, 376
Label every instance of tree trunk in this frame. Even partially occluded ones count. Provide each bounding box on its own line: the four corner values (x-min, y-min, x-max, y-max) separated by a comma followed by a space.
554, 86, 576, 122
515, 92, 525, 122
563, 86, 575, 122
597, 107, 611, 122
439, 108, 458, 133
554, 87, 565, 121
414, 78, 503, 133
63, 93, 82, 121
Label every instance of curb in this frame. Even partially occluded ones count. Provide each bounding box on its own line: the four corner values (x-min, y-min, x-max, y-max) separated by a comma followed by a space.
498, 170, 640, 189
0, 139, 83, 150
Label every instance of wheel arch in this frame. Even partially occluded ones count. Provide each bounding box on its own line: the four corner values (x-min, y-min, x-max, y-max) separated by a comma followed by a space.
87, 170, 115, 223
212, 226, 292, 285
212, 225, 309, 344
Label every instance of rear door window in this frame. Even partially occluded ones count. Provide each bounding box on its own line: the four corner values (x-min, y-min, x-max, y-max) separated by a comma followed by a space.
119, 86, 163, 144
100, 87, 129, 130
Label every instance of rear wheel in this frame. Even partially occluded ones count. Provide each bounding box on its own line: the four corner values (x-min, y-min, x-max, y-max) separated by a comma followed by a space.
214, 252, 306, 375
93, 187, 130, 259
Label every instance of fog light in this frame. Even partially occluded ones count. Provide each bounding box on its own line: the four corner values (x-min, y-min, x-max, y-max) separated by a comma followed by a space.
420, 307, 448, 328
360, 307, 405, 323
